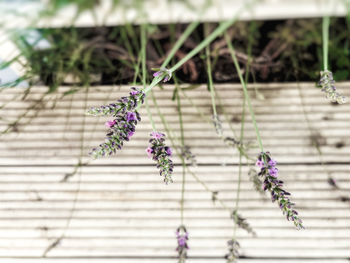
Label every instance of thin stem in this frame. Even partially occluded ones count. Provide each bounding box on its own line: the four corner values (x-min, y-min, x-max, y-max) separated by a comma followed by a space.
169, 0, 256, 74
232, 36, 251, 237
170, 0, 256, 72
132, 50, 142, 85
141, 24, 157, 132
146, 97, 156, 132
175, 82, 185, 146
322, 16, 330, 71
175, 81, 186, 224
225, 33, 264, 152
180, 88, 212, 124
151, 91, 232, 214
142, 0, 257, 99
214, 89, 237, 138
181, 162, 186, 225
161, 21, 200, 68
233, 98, 246, 237
181, 87, 250, 160
204, 24, 217, 117
141, 24, 147, 90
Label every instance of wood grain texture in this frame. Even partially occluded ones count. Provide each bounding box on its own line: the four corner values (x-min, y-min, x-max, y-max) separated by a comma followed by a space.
0, 83, 349, 261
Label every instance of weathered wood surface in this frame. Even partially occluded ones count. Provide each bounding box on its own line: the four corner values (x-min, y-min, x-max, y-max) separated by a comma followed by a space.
0, 0, 347, 29
0, 83, 349, 261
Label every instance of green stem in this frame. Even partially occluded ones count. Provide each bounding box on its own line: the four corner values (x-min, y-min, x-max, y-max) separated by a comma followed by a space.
169, 0, 256, 74
180, 88, 211, 124
322, 16, 330, 71
141, 24, 147, 90
161, 21, 200, 68
233, 98, 246, 237
175, 80, 187, 224
141, 24, 156, 132
180, 162, 186, 225
151, 91, 232, 214
145, 97, 156, 131
142, 0, 257, 99
204, 24, 217, 117
225, 33, 264, 152
233, 37, 251, 236
176, 82, 185, 146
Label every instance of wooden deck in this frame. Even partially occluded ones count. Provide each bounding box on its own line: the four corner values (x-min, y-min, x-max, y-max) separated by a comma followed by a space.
0, 83, 350, 262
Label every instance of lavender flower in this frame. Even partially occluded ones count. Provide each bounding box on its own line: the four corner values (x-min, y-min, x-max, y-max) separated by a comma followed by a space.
212, 114, 223, 136
231, 210, 256, 236
87, 87, 145, 116
87, 87, 145, 158
225, 239, 240, 263
147, 131, 174, 184
181, 145, 197, 167
152, 67, 172, 83
256, 152, 304, 229
105, 120, 116, 128
176, 225, 189, 263
318, 70, 347, 104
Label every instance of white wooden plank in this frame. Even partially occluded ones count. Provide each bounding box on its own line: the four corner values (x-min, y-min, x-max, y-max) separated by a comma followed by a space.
0, 83, 349, 260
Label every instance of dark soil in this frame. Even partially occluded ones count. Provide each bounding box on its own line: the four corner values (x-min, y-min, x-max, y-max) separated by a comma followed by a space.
20, 17, 350, 88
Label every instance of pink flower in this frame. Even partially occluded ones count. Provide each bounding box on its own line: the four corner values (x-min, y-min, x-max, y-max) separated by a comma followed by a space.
256, 159, 264, 168
127, 131, 134, 139
146, 147, 153, 158
151, 131, 164, 139
153, 71, 162, 77
126, 112, 137, 122
105, 120, 116, 128
165, 147, 172, 156
268, 159, 277, 167
269, 167, 279, 177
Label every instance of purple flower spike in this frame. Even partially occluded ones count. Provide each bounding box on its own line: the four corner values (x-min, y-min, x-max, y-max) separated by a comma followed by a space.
268, 159, 277, 167
153, 71, 162, 77
127, 131, 134, 139
152, 67, 172, 82
163, 75, 170, 82
87, 87, 145, 158
147, 131, 174, 184
146, 147, 153, 158
176, 225, 189, 262
126, 112, 137, 122
105, 120, 116, 128
151, 131, 164, 139
318, 70, 347, 104
225, 239, 240, 263
165, 146, 172, 156
256, 152, 304, 230
268, 167, 278, 177
256, 159, 264, 168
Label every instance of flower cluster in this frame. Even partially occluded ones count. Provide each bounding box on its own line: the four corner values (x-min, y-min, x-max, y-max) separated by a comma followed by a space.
176, 225, 189, 263
225, 239, 240, 263
256, 152, 304, 229
152, 67, 172, 82
318, 70, 346, 104
87, 87, 145, 158
231, 210, 256, 236
181, 145, 197, 167
146, 131, 174, 184
212, 114, 223, 136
